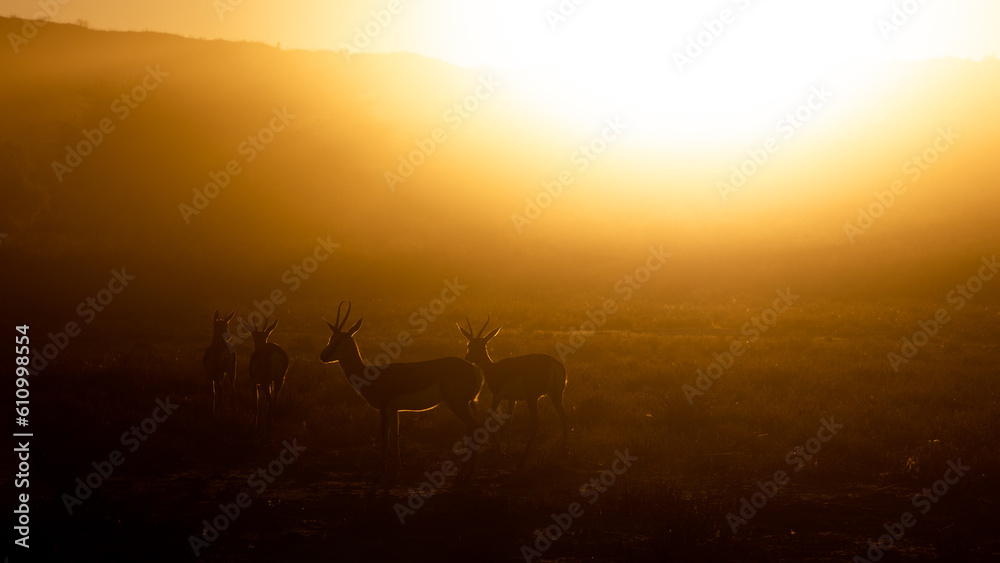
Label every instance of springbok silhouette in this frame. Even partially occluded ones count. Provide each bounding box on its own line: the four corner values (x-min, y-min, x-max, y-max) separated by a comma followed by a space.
459, 316, 569, 469
320, 301, 483, 478
203, 309, 236, 415
240, 317, 288, 440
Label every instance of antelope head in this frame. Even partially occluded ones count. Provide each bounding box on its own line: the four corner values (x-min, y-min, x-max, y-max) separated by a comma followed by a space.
458, 316, 501, 365
241, 316, 278, 348
212, 309, 236, 339
320, 300, 363, 363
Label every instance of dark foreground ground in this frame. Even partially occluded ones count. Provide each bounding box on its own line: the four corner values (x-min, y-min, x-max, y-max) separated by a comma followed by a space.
7, 304, 1000, 562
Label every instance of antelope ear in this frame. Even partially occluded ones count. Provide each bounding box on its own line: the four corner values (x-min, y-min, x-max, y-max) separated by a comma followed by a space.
224, 310, 236, 323
240, 318, 253, 333
324, 318, 338, 332
346, 318, 363, 337
213, 310, 221, 321
458, 324, 473, 340
265, 319, 278, 334
485, 326, 502, 341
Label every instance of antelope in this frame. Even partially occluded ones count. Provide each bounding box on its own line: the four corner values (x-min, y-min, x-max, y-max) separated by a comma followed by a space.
204, 310, 237, 415
240, 317, 288, 440
320, 301, 483, 477
459, 317, 569, 469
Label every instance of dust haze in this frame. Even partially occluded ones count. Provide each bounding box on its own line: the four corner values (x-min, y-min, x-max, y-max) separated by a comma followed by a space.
2, 15, 999, 563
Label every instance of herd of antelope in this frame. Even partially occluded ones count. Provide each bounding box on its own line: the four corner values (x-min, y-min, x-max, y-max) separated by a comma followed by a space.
203, 301, 569, 475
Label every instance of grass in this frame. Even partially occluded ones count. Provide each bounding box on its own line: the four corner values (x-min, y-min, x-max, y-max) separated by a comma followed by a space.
17, 297, 1000, 561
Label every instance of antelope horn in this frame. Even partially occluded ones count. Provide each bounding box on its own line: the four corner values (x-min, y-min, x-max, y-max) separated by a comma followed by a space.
341, 301, 352, 331
477, 314, 491, 338
335, 300, 347, 331
466, 317, 475, 336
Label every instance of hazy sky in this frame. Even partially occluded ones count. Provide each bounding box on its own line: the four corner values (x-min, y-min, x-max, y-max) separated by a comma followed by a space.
6, 0, 1000, 68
